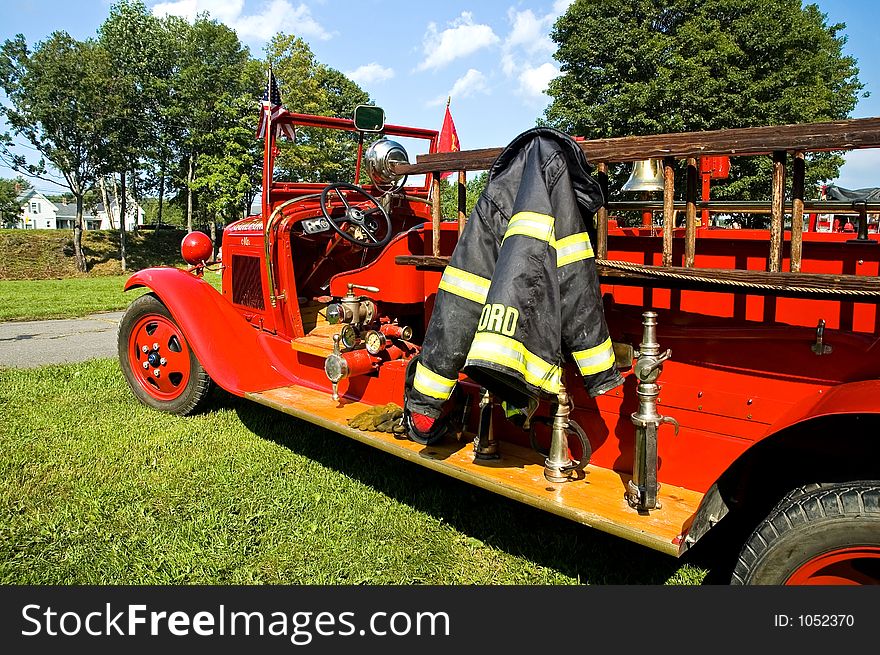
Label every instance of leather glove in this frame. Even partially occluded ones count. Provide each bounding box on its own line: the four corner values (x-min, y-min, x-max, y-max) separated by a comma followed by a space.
348, 403, 404, 433
347, 405, 383, 430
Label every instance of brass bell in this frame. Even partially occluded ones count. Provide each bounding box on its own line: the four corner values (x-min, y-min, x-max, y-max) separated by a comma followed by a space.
621, 159, 665, 192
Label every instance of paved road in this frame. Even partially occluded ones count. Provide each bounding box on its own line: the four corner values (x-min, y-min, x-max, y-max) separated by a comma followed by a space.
0, 311, 124, 369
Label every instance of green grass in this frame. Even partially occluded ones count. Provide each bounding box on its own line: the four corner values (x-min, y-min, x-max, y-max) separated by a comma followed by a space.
0, 226, 223, 320
0, 270, 223, 321
0, 276, 146, 321
0, 359, 706, 585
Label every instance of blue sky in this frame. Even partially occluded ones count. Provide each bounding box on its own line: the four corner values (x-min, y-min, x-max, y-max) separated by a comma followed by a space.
2, 0, 879, 193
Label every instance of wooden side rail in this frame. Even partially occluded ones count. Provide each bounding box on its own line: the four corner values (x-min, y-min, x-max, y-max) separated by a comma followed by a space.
394, 254, 880, 299
403, 117, 880, 266
394, 117, 880, 175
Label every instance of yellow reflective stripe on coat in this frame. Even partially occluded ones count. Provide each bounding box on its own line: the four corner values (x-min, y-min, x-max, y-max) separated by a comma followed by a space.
438, 265, 491, 305
555, 232, 594, 267
466, 332, 562, 394
572, 337, 615, 375
503, 211, 555, 244
413, 362, 458, 400
503, 213, 593, 269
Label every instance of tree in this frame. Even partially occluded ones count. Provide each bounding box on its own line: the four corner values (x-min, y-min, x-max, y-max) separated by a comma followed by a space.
190, 57, 264, 230
98, 0, 168, 270
440, 173, 488, 221
544, 0, 863, 201
266, 35, 370, 183
174, 16, 252, 232
0, 176, 30, 227
0, 33, 118, 270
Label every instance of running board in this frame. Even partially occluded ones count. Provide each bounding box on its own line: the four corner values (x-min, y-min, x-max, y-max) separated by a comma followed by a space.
246, 385, 703, 557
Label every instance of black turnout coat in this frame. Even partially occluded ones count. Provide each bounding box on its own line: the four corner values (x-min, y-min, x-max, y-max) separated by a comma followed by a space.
406, 127, 624, 418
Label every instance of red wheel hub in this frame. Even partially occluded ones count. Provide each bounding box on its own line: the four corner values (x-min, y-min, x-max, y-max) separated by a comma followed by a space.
127, 314, 192, 401
786, 546, 880, 585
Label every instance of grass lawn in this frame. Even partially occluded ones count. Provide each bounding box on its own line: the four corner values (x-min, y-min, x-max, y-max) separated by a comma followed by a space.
0, 270, 223, 321
0, 359, 706, 585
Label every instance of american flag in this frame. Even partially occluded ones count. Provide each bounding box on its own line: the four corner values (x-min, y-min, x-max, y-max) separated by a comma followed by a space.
256, 69, 296, 141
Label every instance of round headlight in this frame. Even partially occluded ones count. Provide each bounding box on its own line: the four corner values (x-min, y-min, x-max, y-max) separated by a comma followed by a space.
364, 138, 409, 189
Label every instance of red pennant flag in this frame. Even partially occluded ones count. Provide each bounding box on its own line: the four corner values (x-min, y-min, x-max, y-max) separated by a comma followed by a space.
437, 98, 459, 180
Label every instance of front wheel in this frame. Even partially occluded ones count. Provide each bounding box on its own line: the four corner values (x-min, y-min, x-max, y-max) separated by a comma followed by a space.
732, 481, 880, 585
118, 293, 213, 415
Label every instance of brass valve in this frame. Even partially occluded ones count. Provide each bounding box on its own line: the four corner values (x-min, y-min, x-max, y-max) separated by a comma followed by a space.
328, 283, 380, 327
627, 312, 679, 512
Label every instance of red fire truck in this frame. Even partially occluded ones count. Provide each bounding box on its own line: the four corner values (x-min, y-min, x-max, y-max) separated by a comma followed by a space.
118, 106, 880, 585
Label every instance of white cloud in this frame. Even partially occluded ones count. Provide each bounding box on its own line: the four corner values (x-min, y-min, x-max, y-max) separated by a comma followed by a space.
518, 62, 560, 101
417, 12, 500, 71
449, 68, 489, 98
505, 8, 555, 55
151, 0, 331, 42
500, 4, 569, 105
500, 52, 517, 77
428, 68, 489, 106
346, 63, 395, 85
553, 0, 575, 14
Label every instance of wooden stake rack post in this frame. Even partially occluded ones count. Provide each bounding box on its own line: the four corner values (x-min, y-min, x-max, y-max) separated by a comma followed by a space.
394, 117, 880, 298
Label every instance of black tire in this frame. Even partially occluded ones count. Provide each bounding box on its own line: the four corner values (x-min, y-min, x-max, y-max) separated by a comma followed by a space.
731, 481, 880, 585
118, 293, 214, 415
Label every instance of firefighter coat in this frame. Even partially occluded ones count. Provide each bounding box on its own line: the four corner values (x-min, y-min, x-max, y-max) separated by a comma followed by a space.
406, 127, 624, 418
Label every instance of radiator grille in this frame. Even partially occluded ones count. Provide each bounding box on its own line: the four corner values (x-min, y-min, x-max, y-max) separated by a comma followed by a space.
231, 254, 265, 310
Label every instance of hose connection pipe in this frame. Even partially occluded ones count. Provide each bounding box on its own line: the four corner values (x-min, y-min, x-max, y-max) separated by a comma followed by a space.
544, 389, 575, 482
473, 388, 500, 460
626, 311, 679, 511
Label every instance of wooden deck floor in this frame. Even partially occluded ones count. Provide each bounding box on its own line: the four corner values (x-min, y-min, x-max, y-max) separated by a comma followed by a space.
247, 384, 705, 556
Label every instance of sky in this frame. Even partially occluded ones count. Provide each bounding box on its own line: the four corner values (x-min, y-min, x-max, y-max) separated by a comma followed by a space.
2, 0, 879, 194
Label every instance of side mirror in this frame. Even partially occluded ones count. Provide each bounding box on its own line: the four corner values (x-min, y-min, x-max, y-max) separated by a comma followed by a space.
353, 105, 385, 132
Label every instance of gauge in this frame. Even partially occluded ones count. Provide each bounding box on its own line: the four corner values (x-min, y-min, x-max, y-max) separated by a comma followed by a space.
327, 303, 353, 325
339, 324, 357, 350
364, 330, 387, 355
324, 353, 348, 383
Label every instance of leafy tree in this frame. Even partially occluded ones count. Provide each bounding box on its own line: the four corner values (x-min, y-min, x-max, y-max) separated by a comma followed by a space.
267, 35, 370, 183
190, 57, 264, 227
440, 173, 488, 221
142, 196, 184, 227
191, 89, 263, 226
545, 0, 863, 202
98, 0, 169, 269
173, 16, 252, 232
0, 177, 30, 227
0, 33, 118, 270
144, 13, 190, 229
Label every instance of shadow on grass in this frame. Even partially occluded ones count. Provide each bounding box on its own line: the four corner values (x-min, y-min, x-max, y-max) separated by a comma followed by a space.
230, 397, 690, 585
82, 229, 187, 272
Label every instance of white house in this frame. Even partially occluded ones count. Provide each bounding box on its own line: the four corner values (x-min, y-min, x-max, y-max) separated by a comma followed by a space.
14, 189, 58, 229
54, 201, 101, 231
95, 196, 145, 230
10, 190, 144, 231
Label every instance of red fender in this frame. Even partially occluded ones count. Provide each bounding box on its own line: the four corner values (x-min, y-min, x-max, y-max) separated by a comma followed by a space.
125, 268, 294, 395
766, 379, 880, 436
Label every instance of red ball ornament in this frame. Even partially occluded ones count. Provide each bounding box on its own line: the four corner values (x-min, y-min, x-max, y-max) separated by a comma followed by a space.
181, 231, 213, 265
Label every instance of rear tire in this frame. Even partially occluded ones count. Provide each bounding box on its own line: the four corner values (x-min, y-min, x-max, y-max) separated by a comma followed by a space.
118, 293, 213, 415
731, 481, 880, 585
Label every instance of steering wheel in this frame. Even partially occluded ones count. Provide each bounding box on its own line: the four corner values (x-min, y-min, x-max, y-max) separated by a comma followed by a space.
320, 182, 393, 249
